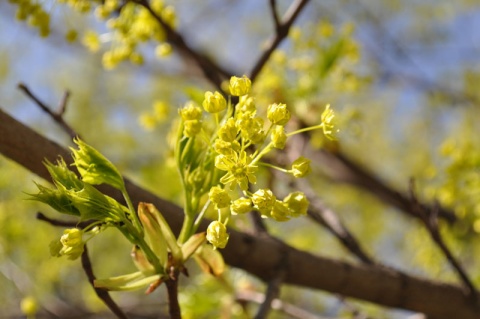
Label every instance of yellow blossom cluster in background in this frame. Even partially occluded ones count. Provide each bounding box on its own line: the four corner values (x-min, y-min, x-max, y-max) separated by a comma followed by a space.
8, 0, 176, 69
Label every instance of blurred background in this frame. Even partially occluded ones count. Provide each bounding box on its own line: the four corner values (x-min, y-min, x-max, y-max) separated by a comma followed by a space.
1, 0, 480, 318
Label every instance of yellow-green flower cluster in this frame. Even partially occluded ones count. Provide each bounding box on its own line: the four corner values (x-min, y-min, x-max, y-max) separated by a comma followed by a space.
174, 76, 335, 248
34, 0, 177, 69
50, 228, 85, 260
9, 0, 50, 37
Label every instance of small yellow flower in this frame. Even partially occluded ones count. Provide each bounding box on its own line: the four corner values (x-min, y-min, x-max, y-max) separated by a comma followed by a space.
57, 228, 85, 260
229, 75, 252, 96
206, 221, 229, 249
82, 30, 101, 52
203, 91, 227, 113
236, 95, 256, 114
179, 102, 202, 121
218, 118, 238, 142
215, 151, 257, 190
284, 192, 309, 217
183, 119, 202, 137
252, 189, 276, 216
237, 114, 265, 145
209, 186, 231, 209
153, 101, 169, 120
230, 197, 252, 215
65, 29, 78, 43
271, 125, 287, 149
291, 156, 311, 178
214, 139, 239, 156
155, 43, 172, 57
267, 103, 291, 126
270, 200, 291, 222
321, 104, 336, 140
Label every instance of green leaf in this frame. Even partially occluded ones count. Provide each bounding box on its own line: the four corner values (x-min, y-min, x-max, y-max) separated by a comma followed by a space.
28, 183, 80, 217
94, 272, 162, 291
181, 232, 206, 262
193, 243, 225, 276
71, 138, 125, 191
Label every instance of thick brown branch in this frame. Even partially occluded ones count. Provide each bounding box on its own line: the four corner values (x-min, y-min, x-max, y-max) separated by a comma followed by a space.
1, 109, 480, 318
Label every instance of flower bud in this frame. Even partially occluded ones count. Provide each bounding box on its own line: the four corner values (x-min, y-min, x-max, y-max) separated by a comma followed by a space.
214, 139, 239, 156
203, 91, 227, 113
206, 221, 229, 249
284, 191, 309, 217
236, 95, 256, 114
209, 186, 231, 209
252, 189, 276, 215
291, 156, 311, 178
183, 119, 202, 137
179, 102, 202, 121
58, 228, 85, 260
218, 118, 238, 142
71, 138, 125, 191
230, 197, 252, 215
229, 75, 252, 96
271, 125, 287, 149
267, 103, 290, 126
270, 200, 291, 222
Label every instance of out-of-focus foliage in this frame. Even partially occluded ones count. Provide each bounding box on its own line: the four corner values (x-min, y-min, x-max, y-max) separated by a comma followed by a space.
1, 0, 480, 318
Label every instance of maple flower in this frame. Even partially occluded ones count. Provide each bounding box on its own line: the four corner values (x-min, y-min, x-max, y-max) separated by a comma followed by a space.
50, 228, 85, 260
271, 125, 287, 149
252, 189, 276, 216
229, 75, 252, 96
320, 104, 336, 140
230, 197, 252, 215
291, 156, 311, 178
203, 91, 227, 113
284, 192, 309, 217
215, 151, 257, 190
270, 200, 291, 222
206, 221, 229, 249
209, 186, 231, 209
267, 103, 291, 126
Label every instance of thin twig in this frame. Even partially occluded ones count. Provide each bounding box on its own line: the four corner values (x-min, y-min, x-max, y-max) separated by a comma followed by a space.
17, 83, 78, 139
249, 0, 311, 83
36, 212, 93, 229
269, 0, 281, 30
409, 179, 477, 299
295, 179, 375, 265
254, 264, 287, 319
132, 0, 231, 91
81, 245, 130, 319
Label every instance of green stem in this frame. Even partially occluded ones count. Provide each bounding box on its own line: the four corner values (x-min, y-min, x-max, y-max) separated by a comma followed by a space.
122, 190, 143, 236
178, 212, 195, 244
258, 162, 289, 173
287, 123, 324, 137
192, 200, 211, 234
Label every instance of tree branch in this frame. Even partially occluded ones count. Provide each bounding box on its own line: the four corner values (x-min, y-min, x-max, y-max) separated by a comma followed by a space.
248, 0, 310, 83
81, 245, 129, 319
409, 179, 477, 299
311, 149, 457, 224
132, 0, 231, 91
2, 109, 480, 318
17, 83, 78, 139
